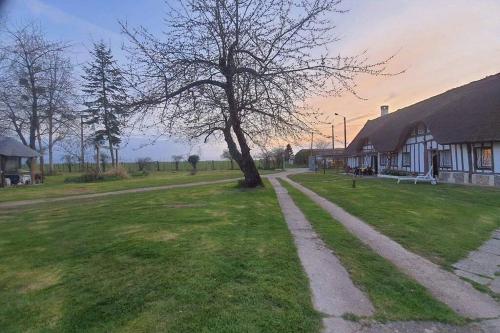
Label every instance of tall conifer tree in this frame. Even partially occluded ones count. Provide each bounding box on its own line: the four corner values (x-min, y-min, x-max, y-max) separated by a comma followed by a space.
82, 41, 127, 167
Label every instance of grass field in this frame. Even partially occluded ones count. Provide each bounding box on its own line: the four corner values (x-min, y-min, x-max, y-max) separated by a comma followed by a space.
0, 180, 321, 332
289, 172, 500, 267
0, 170, 245, 203
279, 179, 463, 323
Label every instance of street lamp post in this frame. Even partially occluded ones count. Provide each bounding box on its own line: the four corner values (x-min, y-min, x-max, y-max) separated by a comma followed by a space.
335, 113, 348, 171
310, 132, 314, 170
334, 113, 347, 150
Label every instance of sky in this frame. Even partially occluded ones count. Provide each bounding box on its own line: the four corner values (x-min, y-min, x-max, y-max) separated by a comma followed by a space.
1, 0, 500, 161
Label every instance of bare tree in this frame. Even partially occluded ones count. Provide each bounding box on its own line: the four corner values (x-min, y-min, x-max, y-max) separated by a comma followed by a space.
172, 154, 183, 171
0, 23, 69, 176
272, 147, 285, 169
137, 157, 152, 171
61, 154, 76, 173
221, 149, 234, 169
0, 84, 29, 143
59, 133, 90, 169
315, 140, 330, 150
42, 50, 76, 174
122, 0, 393, 187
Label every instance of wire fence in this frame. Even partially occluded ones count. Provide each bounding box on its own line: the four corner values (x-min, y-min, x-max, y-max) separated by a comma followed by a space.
46, 159, 278, 173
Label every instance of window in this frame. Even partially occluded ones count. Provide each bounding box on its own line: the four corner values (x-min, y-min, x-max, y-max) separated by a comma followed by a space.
389, 153, 397, 167
439, 150, 452, 168
380, 154, 388, 166
417, 124, 426, 135
475, 147, 492, 170
402, 152, 411, 167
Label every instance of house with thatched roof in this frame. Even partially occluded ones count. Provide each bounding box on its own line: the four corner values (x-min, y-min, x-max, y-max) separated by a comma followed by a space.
346, 73, 500, 187
0, 136, 40, 186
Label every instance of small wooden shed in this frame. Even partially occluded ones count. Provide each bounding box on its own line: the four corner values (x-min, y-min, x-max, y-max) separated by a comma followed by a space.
0, 136, 40, 187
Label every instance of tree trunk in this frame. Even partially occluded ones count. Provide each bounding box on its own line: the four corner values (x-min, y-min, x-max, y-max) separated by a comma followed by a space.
238, 152, 262, 187
0, 156, 5, 188
108, 138, 115, 168
222, 125, 263, 188
230, 119, 263, 187
223, 69, 263, 188
95, 145, 101, 173
36, 127, 44, 183
48, 116, 53, 175
28, 114, 37, 173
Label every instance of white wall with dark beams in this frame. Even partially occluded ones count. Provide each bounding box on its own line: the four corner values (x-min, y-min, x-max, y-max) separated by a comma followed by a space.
347, 123, 500, 187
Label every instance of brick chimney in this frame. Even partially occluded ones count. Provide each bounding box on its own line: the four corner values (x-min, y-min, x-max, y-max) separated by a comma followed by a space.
381, 105, 389, 117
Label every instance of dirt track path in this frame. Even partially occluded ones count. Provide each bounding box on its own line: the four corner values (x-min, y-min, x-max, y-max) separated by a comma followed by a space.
0, 169, 308, 209
269, 177, 374, 332
281, 176, 500, 320
0, 178, 241, 209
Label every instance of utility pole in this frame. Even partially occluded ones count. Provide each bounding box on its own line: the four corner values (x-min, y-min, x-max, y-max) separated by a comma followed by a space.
331, 124, 335, 151
80, 115, 85, 169
335, 113, 348, 169
343, 117, 347, 150
310, 132, 314, 170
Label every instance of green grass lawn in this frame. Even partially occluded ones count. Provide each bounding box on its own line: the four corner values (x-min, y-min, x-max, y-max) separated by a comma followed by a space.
0, 180, 320, 332
279, 179, 463, 324
0, 170, 245, 203
289, 172, 500, 267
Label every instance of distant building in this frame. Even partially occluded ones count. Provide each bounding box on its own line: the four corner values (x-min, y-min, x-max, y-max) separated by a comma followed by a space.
346, 73, 500, 186
0, 136, 39, 186
294, 148, 345, 170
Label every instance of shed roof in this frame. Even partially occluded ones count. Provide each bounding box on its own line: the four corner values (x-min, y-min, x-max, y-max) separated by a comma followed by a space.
296, 148, 345, 157
347, 73, 500, 154
0, 136, 40, 157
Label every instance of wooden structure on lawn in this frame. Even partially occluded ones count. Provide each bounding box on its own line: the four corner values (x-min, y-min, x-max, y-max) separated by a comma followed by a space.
346, 73, 500, 187
0, 136, 40, 187
302, 148, 345, 170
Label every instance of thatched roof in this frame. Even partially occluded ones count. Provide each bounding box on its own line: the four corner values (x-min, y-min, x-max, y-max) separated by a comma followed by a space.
0, 136, 39, 157
347, 73, 500, 154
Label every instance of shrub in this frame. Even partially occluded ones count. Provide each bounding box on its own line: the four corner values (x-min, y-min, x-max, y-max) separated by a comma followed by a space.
137, 157, 153, 172
188, 155, 200, 174
64, 169, 102, 183
131, 170, 149, 177
104, 165, 129, 179
64, 167, 129, 183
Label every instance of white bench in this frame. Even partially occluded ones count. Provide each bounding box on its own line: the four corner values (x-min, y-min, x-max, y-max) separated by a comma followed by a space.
397, 167, 437, 185
378, 168, 437, 185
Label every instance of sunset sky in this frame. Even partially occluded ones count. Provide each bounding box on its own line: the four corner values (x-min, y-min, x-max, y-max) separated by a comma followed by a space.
1, 0, 500, 159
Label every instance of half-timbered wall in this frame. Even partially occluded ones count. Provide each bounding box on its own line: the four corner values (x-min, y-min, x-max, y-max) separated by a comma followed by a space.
348, 124, 500, 186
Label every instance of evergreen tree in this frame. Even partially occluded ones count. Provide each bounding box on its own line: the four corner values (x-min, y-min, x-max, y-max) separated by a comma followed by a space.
82, 41, 127, 167
284, 144, 294, 162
